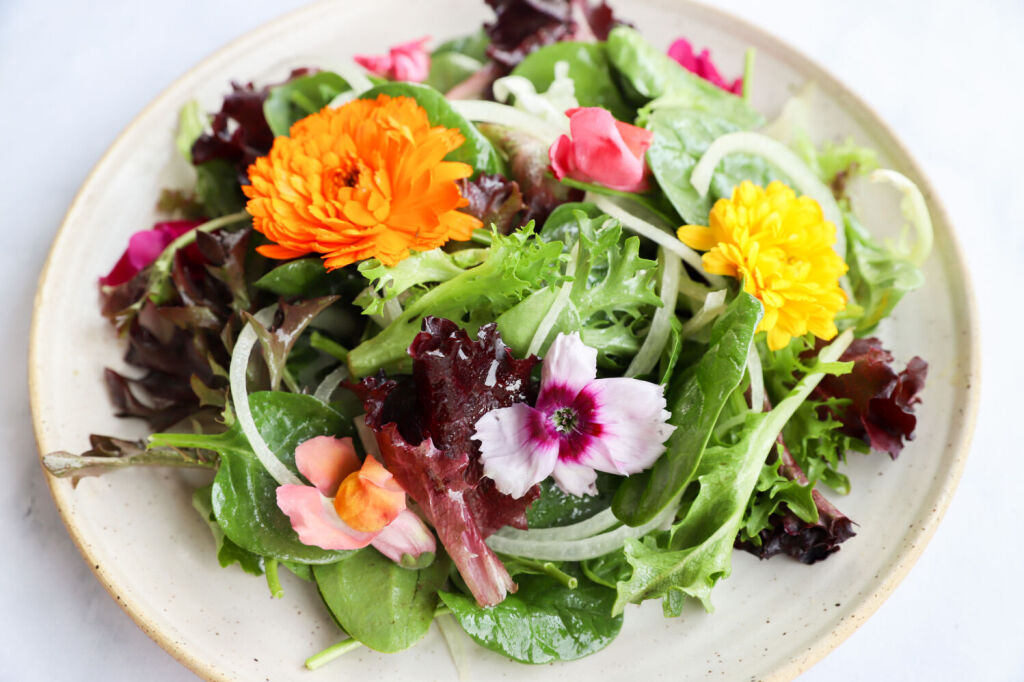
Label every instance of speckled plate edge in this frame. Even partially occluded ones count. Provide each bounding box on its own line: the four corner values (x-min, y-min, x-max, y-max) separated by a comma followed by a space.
28, 2, 980, 680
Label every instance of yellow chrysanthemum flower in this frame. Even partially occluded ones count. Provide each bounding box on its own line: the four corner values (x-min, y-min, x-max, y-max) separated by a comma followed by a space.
678, 181, 848, 351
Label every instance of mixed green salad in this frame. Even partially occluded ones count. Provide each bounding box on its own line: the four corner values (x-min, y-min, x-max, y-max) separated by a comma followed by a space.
45, 0, 934, 670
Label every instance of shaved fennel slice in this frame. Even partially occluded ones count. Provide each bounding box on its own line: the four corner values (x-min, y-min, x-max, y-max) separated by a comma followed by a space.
626, 249, 681, 378
589, 195, 726, 288
313, 365, 348, 403
689, 131, 846, 259
450, 100, 566, 143
328, 60, 374, 96
229, 307, 302, 486
494, 508, 618, 542
436, 614, 473, 682
526, 241, 580, 357
870, 169, 934, 267
680, 289, 729, 339
747, 343, 765, 413
485, 506, 675, 561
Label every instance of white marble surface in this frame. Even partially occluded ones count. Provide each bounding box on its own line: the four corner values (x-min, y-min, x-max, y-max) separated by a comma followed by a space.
1, 0, 1018, 680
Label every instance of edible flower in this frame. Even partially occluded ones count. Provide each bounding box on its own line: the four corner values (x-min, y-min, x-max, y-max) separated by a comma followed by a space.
678, 181, 848, 351
548, 107, 654, 193
244, 94, 481, 269
276, 435, 436, 566
473, 332, 674, 498
99, 220, 202, 287
667, 38, 743, 95
354, 37, 431, 83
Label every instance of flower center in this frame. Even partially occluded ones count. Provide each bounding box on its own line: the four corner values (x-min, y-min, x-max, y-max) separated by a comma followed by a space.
550, 407, 579, 435
324, 158, 363, 197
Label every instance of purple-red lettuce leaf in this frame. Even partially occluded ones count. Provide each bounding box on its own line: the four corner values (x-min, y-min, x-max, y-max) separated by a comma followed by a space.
354, 317, 540, 606
457, 173, 526, 234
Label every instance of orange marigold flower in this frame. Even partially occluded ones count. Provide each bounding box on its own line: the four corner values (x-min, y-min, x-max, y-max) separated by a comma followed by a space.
243, 94, 482, 269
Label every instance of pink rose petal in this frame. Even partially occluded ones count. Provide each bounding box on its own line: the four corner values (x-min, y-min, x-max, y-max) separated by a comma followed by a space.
355, 37, 431, 83
667, 37, 743, 95
547, 107, 653, 193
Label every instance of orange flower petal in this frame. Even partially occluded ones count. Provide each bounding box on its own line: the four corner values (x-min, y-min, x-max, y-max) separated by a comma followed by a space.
333, 454, 407, 533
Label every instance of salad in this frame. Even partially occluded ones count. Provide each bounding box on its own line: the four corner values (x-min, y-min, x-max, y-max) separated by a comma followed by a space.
44, 0, 934, 670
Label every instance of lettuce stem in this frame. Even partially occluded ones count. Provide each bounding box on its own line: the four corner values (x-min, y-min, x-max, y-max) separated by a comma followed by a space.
265, 559, 284, 599
304, 639, 363, 670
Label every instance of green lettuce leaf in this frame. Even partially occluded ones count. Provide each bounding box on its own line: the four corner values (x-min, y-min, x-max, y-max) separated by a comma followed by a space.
495, 209, 661, 365
844, 212, 925, 334
346, 227, 565, 376
356, 248, 488, 316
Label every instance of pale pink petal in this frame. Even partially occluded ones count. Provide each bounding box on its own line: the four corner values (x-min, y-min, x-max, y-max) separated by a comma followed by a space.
275, 485, 376, 550
371, 509, 437, 566
474, 403, 559, 499
539, 332, 597, 402
575, 377, 675, 475
551, 458, 598, 497
294, 436, 360, 497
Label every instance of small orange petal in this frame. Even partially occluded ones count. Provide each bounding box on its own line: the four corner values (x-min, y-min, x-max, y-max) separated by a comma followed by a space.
333, 455, 407, 532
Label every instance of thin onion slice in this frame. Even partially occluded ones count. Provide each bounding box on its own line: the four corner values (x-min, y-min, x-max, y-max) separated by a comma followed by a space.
229, 306, 301, 486
313, 365, 348, 403
689, 131, 846, 259
626, 249, 681, 378
450, 100, 565, 143
526, 241, 580, 356
869, 169, 934, 267
494, 508, 618, 542
485, 506, 674, 561
329, 60, 374, 96
589, 194, 726, 288
747, 343, 765, 414
680, 289, 728, 339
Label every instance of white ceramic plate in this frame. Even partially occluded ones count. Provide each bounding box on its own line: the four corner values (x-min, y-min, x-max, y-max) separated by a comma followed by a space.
29, 1, 979, 680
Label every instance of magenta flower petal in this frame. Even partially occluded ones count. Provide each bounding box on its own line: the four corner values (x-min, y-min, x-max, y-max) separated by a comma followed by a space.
275, 484, 376, 550
667, 37, 743, 95
99, 220, 202, 287
370, 509, 437, 564
475, 402, 560, 499
294, 435, 360, 497
547, 107, 653, 193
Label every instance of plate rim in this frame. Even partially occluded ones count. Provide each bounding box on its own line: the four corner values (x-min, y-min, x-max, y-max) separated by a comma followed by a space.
28, 1, 981, 680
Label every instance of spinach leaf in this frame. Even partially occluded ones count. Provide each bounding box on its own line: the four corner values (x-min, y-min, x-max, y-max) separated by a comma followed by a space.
439, 572, 622, 663
426, 52, 484, 94
194, 159, 246, 217
645, 107, 782, 225
253, 257, 365, 299
151, 392, 355, 563
314, 550, 449, 653
191, 484, 264, 576
538, 200, 604, 245
606, 26, 763, 129
433, 29, 490, 62
510, 42, 633, 121
526, 474, 618, 528
845, 212, 924, 334
359, 82, 504, 176
263, 71, 349, 137
612, 292, 761, 526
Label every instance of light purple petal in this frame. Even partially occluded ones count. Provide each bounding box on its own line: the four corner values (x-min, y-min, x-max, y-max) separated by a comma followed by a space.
275, 485, 376, 550
473, 403, 559, 499
551, 458, 598, 497
577, 377, 675, 475
371, 509, 437, 564
540, 332, 597, 400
